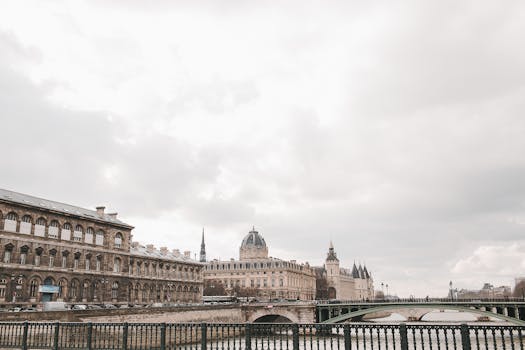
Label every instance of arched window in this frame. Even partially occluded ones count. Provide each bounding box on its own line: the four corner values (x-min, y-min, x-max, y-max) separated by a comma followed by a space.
95, 230, 104, 246
49, 249, 57, 268
74, 225, 83, 242
114, 233, 123, 248
48, 220, 59, 239
61, 251, 69, 268
85, 227, 94, 244
0, 278, 7, 299
20, 246, 29, 264
70, 280, 78, 299
82, 281, 90, 301
113, 257, 121, 273
73, 252, 81, 269
20, 215, 32, 234
96, 256, 102, 271
35, 218, 46, 237
62, 223, 72, 241
3, 244, 13, 263
4, 212, 17, 232
111, 282, 119, 299
34, 247, 43, 266
58, 279, 67, 298
85, 254, 91, 271
29, 280, 39, 298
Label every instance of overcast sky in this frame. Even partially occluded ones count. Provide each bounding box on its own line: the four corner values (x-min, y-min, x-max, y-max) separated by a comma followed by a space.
1, 0, 525, 297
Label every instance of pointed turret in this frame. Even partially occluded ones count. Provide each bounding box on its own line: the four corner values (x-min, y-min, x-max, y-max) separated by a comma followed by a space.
352, 262, 360, 278
199, 228, 206, 262
363, 265, 370, 279
358, 264, 364, 279
326, 241, 339, 261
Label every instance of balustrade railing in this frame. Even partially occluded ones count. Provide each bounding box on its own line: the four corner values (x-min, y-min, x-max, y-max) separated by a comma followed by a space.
0, 322, 523, 350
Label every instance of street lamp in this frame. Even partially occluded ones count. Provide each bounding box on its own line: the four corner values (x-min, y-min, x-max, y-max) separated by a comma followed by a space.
386, 284, 389, 299
381, 282, 384, 299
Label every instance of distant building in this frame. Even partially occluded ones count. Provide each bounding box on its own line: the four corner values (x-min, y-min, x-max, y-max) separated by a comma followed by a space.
316, 242, 374, 300
203, 228, 316, 300
0, 189, 203, 307
457, 283, 511, 299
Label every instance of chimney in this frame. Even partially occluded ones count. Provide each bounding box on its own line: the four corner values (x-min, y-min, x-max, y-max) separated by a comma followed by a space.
108, 212, 118, 219
160, 247, 168, 256
146, 244, 155, 253
184, 251, 191, 258
172, 249, 180, 256
96, 206, 105, 216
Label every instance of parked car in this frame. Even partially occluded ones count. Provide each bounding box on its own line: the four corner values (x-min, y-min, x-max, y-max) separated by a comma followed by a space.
103, 304, 117, 309
72, 304, 87, 310
87, 305, 103, 310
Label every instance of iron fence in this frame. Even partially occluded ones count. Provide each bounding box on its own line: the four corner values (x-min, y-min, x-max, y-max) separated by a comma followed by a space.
0, 322, 523, 350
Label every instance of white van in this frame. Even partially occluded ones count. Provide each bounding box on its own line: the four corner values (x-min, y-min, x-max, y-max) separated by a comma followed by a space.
43, 302, 68, 311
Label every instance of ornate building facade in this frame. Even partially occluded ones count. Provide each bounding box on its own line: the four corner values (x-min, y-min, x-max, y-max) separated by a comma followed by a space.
320, 242, 374, 300
203, 228, 316, 300
0, 189, 203, 307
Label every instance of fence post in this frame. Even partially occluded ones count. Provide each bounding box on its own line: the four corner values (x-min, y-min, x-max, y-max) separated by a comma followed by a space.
399, 323, 408, 350
292, 324, 299, 350
343, 324, 351, 350
122, 323, 128, 350
87, 322, 93, 350
245, 323, 252, 350
201, 323, 207, 350
22, 321, 28, 350
53, 322, 60, 350
460, 324, 471, 350
160, 323, 166, 350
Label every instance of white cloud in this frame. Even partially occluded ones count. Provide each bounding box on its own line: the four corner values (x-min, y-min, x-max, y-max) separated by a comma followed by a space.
0, 0, 524, 297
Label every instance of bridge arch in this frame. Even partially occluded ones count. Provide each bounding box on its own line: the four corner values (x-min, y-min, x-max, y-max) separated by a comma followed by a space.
247, 309, 300, 323
321, 304, 525, 326
253, 314, 294, 323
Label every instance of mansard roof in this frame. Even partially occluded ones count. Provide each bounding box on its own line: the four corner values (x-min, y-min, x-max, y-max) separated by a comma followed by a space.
0, 188, 133, 229
130, 244, 203, 265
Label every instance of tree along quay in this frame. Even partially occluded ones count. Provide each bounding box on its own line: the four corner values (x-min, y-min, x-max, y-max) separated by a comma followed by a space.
0, 322, 524, 350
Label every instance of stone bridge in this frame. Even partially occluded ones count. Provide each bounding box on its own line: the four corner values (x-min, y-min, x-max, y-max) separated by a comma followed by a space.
0, 302, 316, 324
2, 300, 525, 325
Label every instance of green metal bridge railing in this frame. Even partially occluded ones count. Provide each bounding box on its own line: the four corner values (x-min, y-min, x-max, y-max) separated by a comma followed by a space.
0, 322, 524, 350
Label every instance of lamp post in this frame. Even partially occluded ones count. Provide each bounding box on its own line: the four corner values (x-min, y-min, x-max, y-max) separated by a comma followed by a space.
386, 284, 389, 299
381, 282, 384, 300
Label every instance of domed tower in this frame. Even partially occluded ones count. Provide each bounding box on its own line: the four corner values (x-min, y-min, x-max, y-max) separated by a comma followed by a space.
239, 227, 269, 260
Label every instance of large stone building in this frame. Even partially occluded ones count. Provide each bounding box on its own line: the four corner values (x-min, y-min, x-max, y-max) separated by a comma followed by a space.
0, 189, 203, 307
203, 228, 316, 300
318, 242, 374, 300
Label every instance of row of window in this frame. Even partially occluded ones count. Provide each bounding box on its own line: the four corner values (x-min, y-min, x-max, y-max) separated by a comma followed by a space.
207, 261, 311, 272
2, 245, 200, 280
3, 246, 107, 271
1, 213, 123, 247
0, 277, 200, 302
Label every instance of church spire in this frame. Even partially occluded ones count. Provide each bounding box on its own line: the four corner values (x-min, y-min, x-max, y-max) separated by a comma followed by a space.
199, 228, 206, 262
